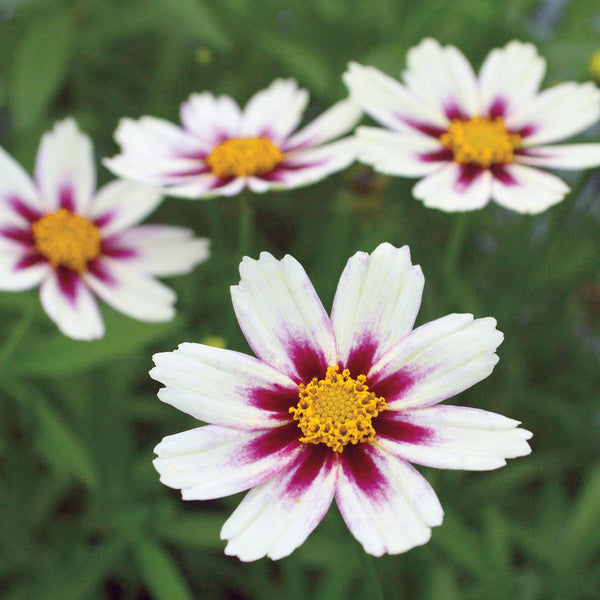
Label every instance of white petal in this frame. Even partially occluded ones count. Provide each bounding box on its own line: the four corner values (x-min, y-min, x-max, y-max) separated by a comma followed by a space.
231, 252, 337, 382
491, 163, 568, 214
376, 405, 532, 470
157, 173, 246, 199
506, 82, 600, 146
404, 38, 479, 118
239, 79, 309, 145
106, 225, 210, 276
356, 126, 447, 177
89, 180, 163, 237
0, 253, 49, 291
343, 61, 448, 133
39, 270, 104, 340
412, 162, 493, 211
285, 98, 362, 150
150, 343, 298, 428
478, 41, 546, 116
83, 258, 175, 322
335, 444, 443, 557
331, 243, 424, 374
221, 446, 337, 561
34, 119, 96, 214
0, 145, 42, 218
516, 144, 600, 170
369, 314, 503, 410
180, 92, 243, 142
153, 424, 303, 500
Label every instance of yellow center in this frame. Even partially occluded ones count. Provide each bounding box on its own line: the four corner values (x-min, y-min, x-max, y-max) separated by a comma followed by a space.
439, 117, 521, 167
32, 209, 101, 274
205, 137, 284, 177
289, 366, 387, 453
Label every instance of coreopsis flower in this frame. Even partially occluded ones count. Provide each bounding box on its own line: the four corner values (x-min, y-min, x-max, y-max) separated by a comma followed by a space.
104, 79, 361, 198
151, 243, 531, 561
0, 119, 210, 340
344, 39, 600, 213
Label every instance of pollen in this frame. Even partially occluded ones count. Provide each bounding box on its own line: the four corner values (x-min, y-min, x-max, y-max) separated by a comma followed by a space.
289, 366, 387, 453
32, 209, 101, 274
440, 116, 521, 167
205, 137, 284, 178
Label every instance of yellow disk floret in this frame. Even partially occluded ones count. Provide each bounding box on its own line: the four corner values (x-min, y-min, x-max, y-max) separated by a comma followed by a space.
440, 116, 521, 167
32, 208, 101, 274
206, 137, 284, 178
290, 366, 387, 453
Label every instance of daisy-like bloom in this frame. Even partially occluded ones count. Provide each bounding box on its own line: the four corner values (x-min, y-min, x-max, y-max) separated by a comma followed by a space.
0, 119, 210, 340
151, 243, 532, 561
344, 39, 600, 213
104, 79, 361, 198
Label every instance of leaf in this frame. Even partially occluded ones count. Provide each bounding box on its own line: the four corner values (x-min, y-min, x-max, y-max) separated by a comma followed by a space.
9, 10, 74, 130
154, 513, 225, 550
133, 538, 195, 600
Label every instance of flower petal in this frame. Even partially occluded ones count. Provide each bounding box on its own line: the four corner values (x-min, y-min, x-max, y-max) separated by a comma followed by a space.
153, 424, 303, 500
39, 269, 104, 340
403, 38, 479, 119
356, 126, 448, 177
0, 145, 42, 218
331, 243, 424, 375
478, 41, 546, 117
180, 92, 242, 143
412, 162, 493, 211
376, 405, 533, 471
105, 225, 210, 276
83, 258, 175, 323
343, 61, 448, 133
221, 445, 337, 561
150, 343, 299, 428
285, 98, 362, 150
491, 163, 569, 214
0, 252, 49, 291
516, 143, 600, 170
506, 82, 600, 146
89, 180, 163, 237
369, 314, 503, 410
335, 444, 443, 556
34, 119, 96, 214
231, 252, 337, 382
161, 174, 246, 199
239, 79, 309, 145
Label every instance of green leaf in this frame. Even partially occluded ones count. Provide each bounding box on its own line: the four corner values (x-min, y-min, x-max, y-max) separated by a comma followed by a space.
133, 538, 195, 600
10, 313, 180, 376
9, 10, 74, 130
154, 513, 225, 550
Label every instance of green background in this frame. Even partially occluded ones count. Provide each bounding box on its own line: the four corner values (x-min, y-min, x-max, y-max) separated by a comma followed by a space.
1, 0, 599, 598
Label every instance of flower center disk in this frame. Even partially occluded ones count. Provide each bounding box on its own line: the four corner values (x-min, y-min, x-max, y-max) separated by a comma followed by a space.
32, 208, 101, 274
290, 366, 387, 453
440, 116, 521, 167
206, 137, 284, 178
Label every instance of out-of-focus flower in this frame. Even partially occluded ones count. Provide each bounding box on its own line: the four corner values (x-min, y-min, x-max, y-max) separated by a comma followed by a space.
345, 39, 600, 213
105, 79, 361, 199
151, 243, 531, 561
0, 119, 210, 340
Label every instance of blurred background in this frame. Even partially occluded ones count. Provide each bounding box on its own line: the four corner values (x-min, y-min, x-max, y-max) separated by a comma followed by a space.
1, 0, 599, 598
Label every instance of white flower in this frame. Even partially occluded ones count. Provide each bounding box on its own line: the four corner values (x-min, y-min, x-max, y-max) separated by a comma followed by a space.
0, 119, 210, 340
151, 243, 531, 561
344, 39, 600, 213
104, 79, 361, 199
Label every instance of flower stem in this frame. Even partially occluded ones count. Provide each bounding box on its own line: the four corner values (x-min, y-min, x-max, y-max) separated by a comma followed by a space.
0, 301, 36, 369
238, 195, 254, 256
361, 553, 385, 600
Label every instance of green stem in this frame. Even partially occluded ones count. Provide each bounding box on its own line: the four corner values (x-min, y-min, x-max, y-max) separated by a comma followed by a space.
0, 301, 36, 369
238, 195, 254, 256
361, 553, 385, 600
207, 198, 224, 252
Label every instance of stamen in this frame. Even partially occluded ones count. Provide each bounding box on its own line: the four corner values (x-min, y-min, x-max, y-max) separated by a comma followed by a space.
206, 137, 284, 178
440, 116, 521, 167
289, 366, 386, 453
32, 209, 101, 274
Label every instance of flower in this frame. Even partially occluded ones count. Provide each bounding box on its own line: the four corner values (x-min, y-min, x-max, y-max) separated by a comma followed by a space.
0, 119, 210, 340
344, 39, 600, 213
104, 79, 361, 199
151, 243, 531, 561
